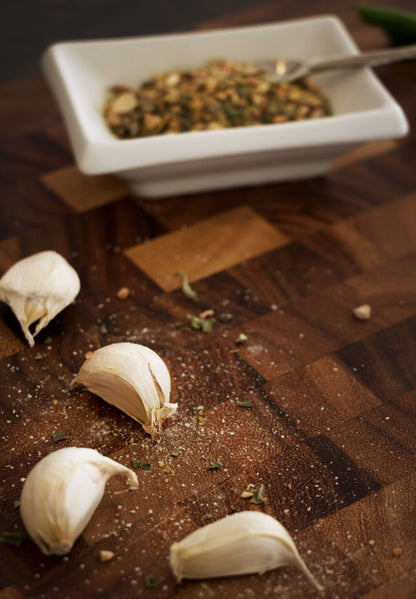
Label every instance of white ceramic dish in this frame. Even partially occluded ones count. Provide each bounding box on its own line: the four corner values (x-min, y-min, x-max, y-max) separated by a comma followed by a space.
42, 16, 408, 198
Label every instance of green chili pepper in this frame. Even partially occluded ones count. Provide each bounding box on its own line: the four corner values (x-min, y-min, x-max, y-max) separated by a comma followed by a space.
356, 4, 416, 45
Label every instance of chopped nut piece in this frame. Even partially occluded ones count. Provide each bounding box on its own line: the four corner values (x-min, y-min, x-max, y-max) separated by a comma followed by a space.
353, 304, 372, 320
198, 309, 215, 319
240, 491, 254, 498
110, 84, 133, 95
106, 113, 121, 127
392, 547, 402, 556
110, 92, 138, 115
99, 550, 115, 562
240, 484, 255, 499
272, 115, 289, 123
117, 286, 130, 299
166, 73, 180, 87
142, 113, 164, 133
235, 333, 248, 345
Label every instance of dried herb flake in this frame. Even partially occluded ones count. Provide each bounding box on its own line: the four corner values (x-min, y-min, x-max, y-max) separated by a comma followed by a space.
250, 483, 267, 505
235, 333, 248, 345
0, 531, 26, 546
176, 271, 198, 302
51, 431, 67, 442
187, 314, 214, 333
236, 400, 253, 409
218, 313, 233, 323
13, 500, 21, 509
132, 460, 151, 470
201, 513, 213, 522
207, 461, 222, 471
145, 574, 157, 588
170, 449, 180, 457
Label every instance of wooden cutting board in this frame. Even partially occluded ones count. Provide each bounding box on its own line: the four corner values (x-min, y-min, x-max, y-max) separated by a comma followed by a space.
1, 6, 416, 599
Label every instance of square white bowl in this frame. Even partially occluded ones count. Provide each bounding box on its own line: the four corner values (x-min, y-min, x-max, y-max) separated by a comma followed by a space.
41, 15, 408, 198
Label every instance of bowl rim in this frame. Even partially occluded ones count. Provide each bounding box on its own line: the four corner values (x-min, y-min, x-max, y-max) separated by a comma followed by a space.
41, 14, 409, 175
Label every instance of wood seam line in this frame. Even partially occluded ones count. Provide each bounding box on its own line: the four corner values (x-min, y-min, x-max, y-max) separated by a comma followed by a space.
41, 165, 129, 213
124, 204, 291, 292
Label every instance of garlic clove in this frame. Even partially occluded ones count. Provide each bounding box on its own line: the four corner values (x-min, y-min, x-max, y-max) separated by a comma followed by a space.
71, 342, 177, 440
170, 511, 322, 590
20, 447, 138, 556
0, 250, 80, 347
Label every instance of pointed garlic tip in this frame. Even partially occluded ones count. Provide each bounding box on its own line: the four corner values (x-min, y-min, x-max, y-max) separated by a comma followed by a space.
71, 342, 177, 440
169, 511, 323, 590
0, 250, 80, 347
20, 447, 138, 556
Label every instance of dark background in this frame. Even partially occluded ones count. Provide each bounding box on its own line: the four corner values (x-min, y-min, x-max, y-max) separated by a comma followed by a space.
2, 1, 415, 84
0, 0, 264, 84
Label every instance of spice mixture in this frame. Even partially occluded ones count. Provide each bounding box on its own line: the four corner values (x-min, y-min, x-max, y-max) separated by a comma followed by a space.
103, 59, 332, 139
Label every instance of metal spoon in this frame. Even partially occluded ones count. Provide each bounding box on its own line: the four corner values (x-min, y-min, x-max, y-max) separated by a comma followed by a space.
256, 44, 416, 82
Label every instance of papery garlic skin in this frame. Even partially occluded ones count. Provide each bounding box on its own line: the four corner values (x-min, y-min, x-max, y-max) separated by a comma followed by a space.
0, 250, 80, 347
71, 342, 177, 440
20, 447, 138, 556
170, 511, 322, 590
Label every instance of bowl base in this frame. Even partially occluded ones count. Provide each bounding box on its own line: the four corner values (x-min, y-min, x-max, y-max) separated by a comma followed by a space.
118, 144, 357, 198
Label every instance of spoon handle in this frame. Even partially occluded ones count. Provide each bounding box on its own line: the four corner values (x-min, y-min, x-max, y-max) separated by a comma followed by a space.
309, 44, 416, 75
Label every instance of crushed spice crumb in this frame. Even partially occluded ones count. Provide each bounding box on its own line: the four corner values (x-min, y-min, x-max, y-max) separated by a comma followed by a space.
117, 287, 130, 299
353, 304, 372, 320
99, 550, 115, 562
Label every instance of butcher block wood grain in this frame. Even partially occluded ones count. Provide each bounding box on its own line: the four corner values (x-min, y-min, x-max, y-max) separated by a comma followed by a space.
1, 2, 416, 598
125, 205, 289, 291
41, 166, 129, 213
